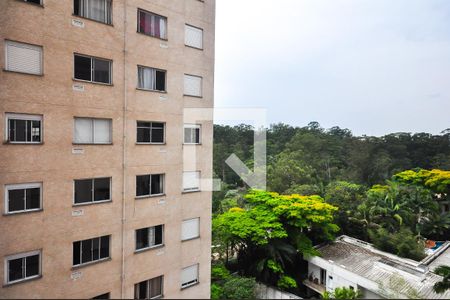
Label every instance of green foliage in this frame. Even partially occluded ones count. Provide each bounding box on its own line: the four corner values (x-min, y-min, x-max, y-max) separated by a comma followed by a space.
277, 275, 297, 290
323, 287, 363, 299
369, 227, 426, 261
211, 283, 224, 300
212, 264, 231, 281
222, 277, 257, 299
394, 169, 450, 193
433, 265, 450, 294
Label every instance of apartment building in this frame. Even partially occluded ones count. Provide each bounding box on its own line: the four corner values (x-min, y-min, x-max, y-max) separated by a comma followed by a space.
0, 0, 215, 298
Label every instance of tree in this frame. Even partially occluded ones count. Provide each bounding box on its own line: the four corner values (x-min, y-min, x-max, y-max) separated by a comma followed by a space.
222, 277, 257, 299
323, 287, 363, 299
433, 265, 450, 294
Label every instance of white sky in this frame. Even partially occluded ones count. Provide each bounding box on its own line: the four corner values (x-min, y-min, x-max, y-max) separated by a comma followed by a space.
214, 0, 450, 136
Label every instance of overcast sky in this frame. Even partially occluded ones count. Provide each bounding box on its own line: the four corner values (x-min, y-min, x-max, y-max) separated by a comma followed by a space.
214, 0, 450, 136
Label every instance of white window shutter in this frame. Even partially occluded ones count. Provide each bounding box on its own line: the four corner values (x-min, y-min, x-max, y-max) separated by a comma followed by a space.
181, 264, 198, 286
185, 25, 203, 49
184, 75, 202, 97
182, 218, 200, 240
74, 118, 93, 143
183, 171, 200, 191
6, 41, 42, 75
93, 119, 111, 143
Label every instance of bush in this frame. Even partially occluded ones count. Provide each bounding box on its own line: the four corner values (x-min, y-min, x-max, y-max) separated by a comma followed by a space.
277, 275, 297, 290
212, 264, 231, 282
222, 277, 257, 299
211, 283, 224, 300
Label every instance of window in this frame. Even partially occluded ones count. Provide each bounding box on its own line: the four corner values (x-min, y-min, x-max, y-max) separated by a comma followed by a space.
74, 117, 112, 144
5, 113, 42, 143
92, 293, 110, 299
136, 225, 164, 251
138, 9, 167, 40
74, 177, 111, 205
136, 122, 164, 144
5, 40, 42, 75
136, 174, 164, 197
23, 0, 42, 4
184, 124, 201, 144
184, 74, 202, 97
181, 218, 200, 241
5, 250, 41, 285
74, 54, 112, 84
185, 25, 203, 49
137, 66, 166, 92
73, 235, 110, 266
135, 276, 164, 299
74, 0, 112, 24
5, 183, 42, 214
181, 264, 199, 288
183, 171, 200, 192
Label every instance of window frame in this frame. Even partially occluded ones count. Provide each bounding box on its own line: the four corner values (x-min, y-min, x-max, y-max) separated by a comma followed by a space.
181, 264, 199, 289
4, 182, 43, 215
73, 53, 112, 85
72, 235, 110, 268
135, 275, 164, 299
4, 250, 42, 285
135, 224, 165, 252
136, 65, 167, 93
137, 8, 168, 40
183, 124, 201, 145
73, 177, 112, 206
23, 0, 43, 6
73, 117, 112, 145
181, 217, 200, 241
135, 174, 165, 198
73, 0, 113, 25
183, 74, 203, 98
184, 24, 204, 50
182, 171, 201, 192
5, 113, 43, 144
4, 40, 43, 75
136, 121, 166, 144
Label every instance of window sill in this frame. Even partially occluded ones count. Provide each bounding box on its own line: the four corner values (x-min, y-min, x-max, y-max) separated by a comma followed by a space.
181, 281, 200, 290
134, 244, 165, 254
182, 190, 201, 194
183, 143, 202, 146
135, 142, 166, 146
71, 14, 114, 27
3, 69, 43, 77
136, 88, 167, 94
136, 31, 168, 42
135, 194, 166, 200
181, 236, 200, 243
71, 257, 111, 270
72, 200, 112, 207
72, 143, 113, 146
185, 45, 204, 51
72, 78, 113, 86
3, 208, 43, 216
183, 94, 203, 99
18, 0, 44, 8
3, 141, 44, 145
3, 274, 42, 288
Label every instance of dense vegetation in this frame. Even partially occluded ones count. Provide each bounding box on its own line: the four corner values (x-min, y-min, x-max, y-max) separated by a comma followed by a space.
212, 122, 450, 295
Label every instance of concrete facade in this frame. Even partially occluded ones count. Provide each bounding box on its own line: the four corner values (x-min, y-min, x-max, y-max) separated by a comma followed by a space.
0, 0, 214, 298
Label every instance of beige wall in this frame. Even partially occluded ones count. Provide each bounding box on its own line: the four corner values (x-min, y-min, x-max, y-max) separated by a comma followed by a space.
0, 0, 214, 298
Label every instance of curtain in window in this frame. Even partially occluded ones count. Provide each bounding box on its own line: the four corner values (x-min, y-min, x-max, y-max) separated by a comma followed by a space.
74, 118, 93, 143
140, 11, 166, 39
159, 18, 166, 40
93, 119, 111, 143
148, 227, 155, 246
86, 0, 106, 23
138, 67, 156, 90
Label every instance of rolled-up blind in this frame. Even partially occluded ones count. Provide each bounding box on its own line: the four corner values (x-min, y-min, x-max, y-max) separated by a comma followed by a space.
185, 25, 203, 49
184, 75, 202, 97
181, 264, 199, 287
183, 171, 200, 191
6, 41, 42, 75
182, 218, 200, 240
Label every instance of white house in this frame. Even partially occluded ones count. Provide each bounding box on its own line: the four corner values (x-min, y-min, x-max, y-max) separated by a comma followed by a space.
303, 235, 450, 299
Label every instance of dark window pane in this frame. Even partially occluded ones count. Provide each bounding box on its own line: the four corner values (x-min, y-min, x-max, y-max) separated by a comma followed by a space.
25, 0, 41, 4
94, 178, 110, 201
25, 255, 39, 277
151, 123, 164, 143
8, 119, 14, 141
93, 293, 110, 299
15, 119, 26, 142
100, 236, 110, 259
26, 188, 40, 210
75, 179, 93, 204
8, 258, 23, 282
26, 120, 32, 142
74, 55, 92, 81
152, 122, 164, 129
8, 189, 25, 212
82, 239, 93, 263
137, 128, 150, 143
184, 128, 192, 143
155, 71, 165, 91
151, 175, 163, 195
93, 59, 111, 84
93, 238, 100, 261
137, 121, 150, 128
136, 175, 150, 196
195, 128, 200, 143
73, 241, 81, 265
138, 11, 147, 34
150, 276, 162, 298
74, 0, 80, 15
137, 281, 148, 299
155, 225, 163, 245
32, 121, 41, 142
136, 228, 149, 250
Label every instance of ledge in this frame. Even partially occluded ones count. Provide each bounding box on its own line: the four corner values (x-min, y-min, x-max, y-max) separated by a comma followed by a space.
182, 190, 201, 194
71, 14, 114, 27
134, 244, 165, 254
136, 31, 168, 42
135, 194, 166, 200
135, 142, 166, 146
3, 141, 44, 145
72, 78, 113, 86
72, 143, 113, 146
3, 69, 43, 77
3, 208, 43, 217
72, 200, 112, 207
183, 94, 203, 99
136, 88, 167, 94
71, 257, 111, 270
3, 275, 42, 288
181, 236, 200, 243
